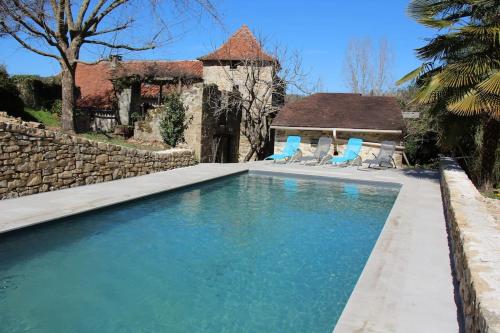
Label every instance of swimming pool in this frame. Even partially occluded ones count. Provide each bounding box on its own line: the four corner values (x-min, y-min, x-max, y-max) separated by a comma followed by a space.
0, 172, 399, 333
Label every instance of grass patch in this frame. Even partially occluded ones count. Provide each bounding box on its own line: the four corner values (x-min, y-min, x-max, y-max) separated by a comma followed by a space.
19, 108, 166, 152
23, 107, 60, 128
79, 132, 166, 151
482, 189, 500, 200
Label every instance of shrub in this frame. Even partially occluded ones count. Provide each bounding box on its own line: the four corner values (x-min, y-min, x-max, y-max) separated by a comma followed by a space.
50, 99, 62, 116
0, 66, 25, 118
159, 94, 191, 147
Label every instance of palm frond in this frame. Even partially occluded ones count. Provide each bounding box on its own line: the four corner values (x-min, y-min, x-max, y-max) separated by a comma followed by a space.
436, 57, 497, 88
413, 75, 446, 104
476, 71, 500, 95
397, 65, 425, 85
459, 24, 500, 44
408, 0, 472, 27
418, 17, 457, 28
447, 89, 500, 117
415, 33, 470, 60
407, 0, 500, 119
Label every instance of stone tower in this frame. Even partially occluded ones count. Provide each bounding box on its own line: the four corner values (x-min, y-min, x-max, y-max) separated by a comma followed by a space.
198, 25, 278, 161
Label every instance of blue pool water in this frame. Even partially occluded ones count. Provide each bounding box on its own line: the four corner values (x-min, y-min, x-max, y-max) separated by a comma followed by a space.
0, 173, 399, 333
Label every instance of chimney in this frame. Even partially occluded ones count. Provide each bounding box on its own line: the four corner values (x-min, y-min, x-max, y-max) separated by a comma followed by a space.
110, 55, 122, 69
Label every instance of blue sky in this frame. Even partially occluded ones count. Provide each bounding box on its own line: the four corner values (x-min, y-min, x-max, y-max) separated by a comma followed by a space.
0, 0, 433, 92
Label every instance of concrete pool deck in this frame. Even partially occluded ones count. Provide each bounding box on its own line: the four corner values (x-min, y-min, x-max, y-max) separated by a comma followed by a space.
0, 164, 248, 234
0, 162, 460, 332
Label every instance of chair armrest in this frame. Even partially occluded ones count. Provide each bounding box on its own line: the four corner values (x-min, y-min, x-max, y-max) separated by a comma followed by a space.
351, 152, 363, 166
288, 149, 302, 164
319, 154, 332, 165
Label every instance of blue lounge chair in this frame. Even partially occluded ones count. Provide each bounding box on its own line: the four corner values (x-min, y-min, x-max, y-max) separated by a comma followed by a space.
265, 136, 301, 162
328, 138, 363, 166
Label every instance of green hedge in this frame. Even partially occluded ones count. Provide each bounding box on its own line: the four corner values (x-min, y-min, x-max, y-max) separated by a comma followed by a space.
0, 66, 25, 118
11, 75, 61, 110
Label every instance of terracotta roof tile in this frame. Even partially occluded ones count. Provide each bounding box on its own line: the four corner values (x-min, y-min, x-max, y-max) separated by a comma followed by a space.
112, 60, 203, 79
75, 60, 203, 108
198, 25, 274, 62
273, 93, 404, 131
75, 62, 115, 109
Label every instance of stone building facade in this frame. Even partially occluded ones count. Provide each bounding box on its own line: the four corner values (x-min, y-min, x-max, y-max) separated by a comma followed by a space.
75, 25, 279, 163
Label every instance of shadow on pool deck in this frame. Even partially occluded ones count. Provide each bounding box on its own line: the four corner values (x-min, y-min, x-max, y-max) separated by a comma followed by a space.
401, 168, 440, 182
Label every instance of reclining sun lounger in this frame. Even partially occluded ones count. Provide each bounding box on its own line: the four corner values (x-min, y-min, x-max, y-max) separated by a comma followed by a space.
299, 136, 332, 165
364, 141, 396, 168
264, 136, 301, 163
326, 138, 363, 166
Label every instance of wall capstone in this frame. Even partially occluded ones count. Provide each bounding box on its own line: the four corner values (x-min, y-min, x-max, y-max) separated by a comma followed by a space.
440, 156, 500, 333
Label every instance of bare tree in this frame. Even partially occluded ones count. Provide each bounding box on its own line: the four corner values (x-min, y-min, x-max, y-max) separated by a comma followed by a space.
208, 39, 315, 162
0, 0, 217, 132
343, 38, 393, 95
373, 39, 392, 95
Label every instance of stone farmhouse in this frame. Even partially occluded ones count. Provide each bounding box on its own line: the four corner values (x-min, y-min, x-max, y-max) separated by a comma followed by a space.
75, 25, 280, 163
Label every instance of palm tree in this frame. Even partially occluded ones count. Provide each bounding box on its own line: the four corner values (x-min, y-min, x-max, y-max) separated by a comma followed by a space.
399, 0, 500, 190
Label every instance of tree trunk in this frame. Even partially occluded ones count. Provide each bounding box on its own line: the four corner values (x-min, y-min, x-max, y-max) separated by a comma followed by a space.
60, 64, 76, 133
479, 117, 499, 191
244, 146, 256, 162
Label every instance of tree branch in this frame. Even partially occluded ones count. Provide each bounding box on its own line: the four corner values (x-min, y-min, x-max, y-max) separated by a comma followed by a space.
84, 38, 154, 51
76, 58, 107, 65
0, 22, 60, 60
83, 0, 128, 34
65, 0, 75, 31
90, 20, 132, 36
10, 0, 57, 39
75, 0, 91, 27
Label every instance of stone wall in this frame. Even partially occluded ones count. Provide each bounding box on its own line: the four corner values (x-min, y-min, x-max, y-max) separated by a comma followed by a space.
134, 83, 204, 161
182, 82, 204, 160
203, 63, 275, 162
440, 157, 500, 333
203, 63, 274, 94
274, 129, 404, 167
0, 115, 196, 200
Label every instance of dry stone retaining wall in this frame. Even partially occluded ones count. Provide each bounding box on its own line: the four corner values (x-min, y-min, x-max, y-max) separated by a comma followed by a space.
0, 116, 196, 200
440, 157, 500, 333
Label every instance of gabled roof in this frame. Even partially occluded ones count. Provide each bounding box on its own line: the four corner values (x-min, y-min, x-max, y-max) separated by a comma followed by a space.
198, 25, 274, 62
75, 60, 203, 108
272, 93, 404, 131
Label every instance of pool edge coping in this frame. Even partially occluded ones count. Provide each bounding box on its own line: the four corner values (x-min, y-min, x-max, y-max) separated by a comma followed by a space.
0, 164, 249, 235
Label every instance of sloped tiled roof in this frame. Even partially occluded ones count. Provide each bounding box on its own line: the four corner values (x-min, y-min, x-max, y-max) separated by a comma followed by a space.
75, 60, 203, 108
111, 60, 203, 80
273, 93, 404, 131
75, 62, 115, 109
198, 25, 274, 62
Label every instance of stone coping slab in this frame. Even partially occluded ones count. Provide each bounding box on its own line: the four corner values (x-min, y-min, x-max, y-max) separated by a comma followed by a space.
0, 162, 460, 332
0, 163, 248, 234
441, 157, 500, 332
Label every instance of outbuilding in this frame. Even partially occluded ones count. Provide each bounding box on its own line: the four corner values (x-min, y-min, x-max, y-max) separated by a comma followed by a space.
271, 93, 406, 166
